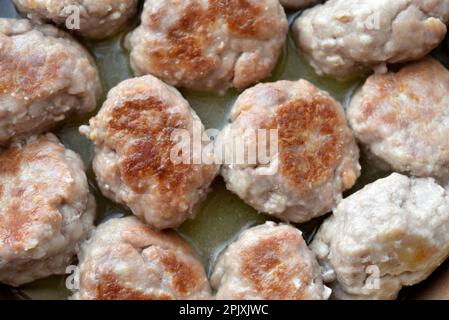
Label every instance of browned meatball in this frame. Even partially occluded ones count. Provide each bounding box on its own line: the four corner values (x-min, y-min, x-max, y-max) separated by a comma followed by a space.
81, 75, 219, 229
75, 216, 211, 300
217, 79, 360, 223
125, 0, 288, 93
13, 0, 139, 39
0, 18, 101, 146
312, 173, 449, 299
293, 0, 449, 79
211, 222, 331, 300
0, 134, 95, 287
348, 58, 449, 182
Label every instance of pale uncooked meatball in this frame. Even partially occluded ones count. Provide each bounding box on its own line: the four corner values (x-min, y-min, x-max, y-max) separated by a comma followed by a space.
280, 0, 321, 10
293, 0, 449, 79
80, 75, 219, 230
348, 58, 449, 182
0, 18, 101, 146
75, 216, 211, 300
125, 0, 288, 93
211, 222, 331, 300
13, 0, 139, 39
311, 173, 449, 300
217, 79, 360, 223
0, 134, 95, 287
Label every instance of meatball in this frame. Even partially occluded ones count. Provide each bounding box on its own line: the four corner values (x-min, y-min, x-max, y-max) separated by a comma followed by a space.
80, 75, 219, 230
13, 0, 139, 39
0, 18, 101, 146
125, 0, 288, 93
0, 133, 95, 287
311, 173, 449, 300
292, 0, 449, 79
348, 58, 449, 182
75, 216, 211, 300
280, 0, 321, 10
211, 222, 331, 300
217, 80, 360, 223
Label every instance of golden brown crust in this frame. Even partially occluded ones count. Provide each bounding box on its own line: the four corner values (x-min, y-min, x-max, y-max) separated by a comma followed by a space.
0, 33, 68, 100
213, 0, 266, 38
0, 137, 72, 251
107, 97, 194, 195
276, 97, 347, 193
0, 145, 23, 176
0, 138, 64, 175
149, 2, 216, 82
355, 58, 442, 125
94, 272, 174, 300
240, 231, 308, 299
89, 247, 206, 300
79, 217, 210, 300
159, 250, 203, 297
145, 0, 276, 82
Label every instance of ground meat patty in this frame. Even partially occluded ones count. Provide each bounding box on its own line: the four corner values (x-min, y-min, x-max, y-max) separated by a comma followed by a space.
280, 0, 321, 10
348, 58, 449, 182
311, 173, 449, 300
80, 75, 219, 230
74, 216, 211, 300
217, 79, 360, 223
211, 222, 331, 300
292, 0, 449, 79
125, 0, 288, 93
13, 0, 139, 39
0, 133, 95, 287
0, 18, 101, 146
